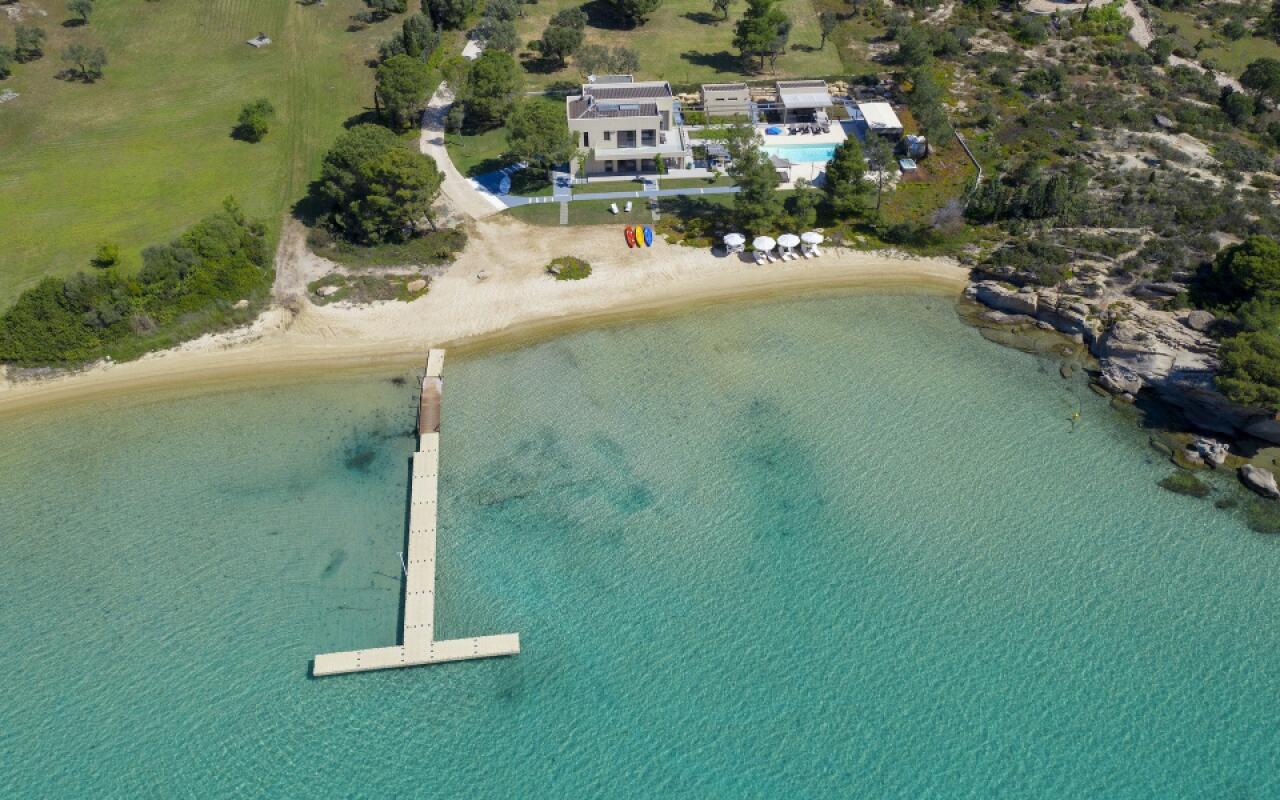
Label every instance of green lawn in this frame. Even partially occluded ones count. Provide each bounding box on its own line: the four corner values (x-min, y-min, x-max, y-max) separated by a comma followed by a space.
444, 95, 562, 178
514, 0, 845, 89
508, 199, 642, 225
574, 179, 648, 194
507, 192, 735, 227
657, 176, 736, 189
0, 0, 398, 307
1152, 8, 1280, 76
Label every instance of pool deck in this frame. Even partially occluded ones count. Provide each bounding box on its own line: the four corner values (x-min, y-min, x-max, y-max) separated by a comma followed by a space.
312, 349, 520, 677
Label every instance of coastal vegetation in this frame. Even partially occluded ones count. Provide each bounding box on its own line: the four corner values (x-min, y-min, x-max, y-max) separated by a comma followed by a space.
547, 255, 592, 280
0, 199, 271, 367
307, 271, 430, 305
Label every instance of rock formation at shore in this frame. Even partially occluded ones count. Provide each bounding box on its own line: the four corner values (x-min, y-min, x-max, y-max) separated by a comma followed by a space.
966, 279, 1280, 445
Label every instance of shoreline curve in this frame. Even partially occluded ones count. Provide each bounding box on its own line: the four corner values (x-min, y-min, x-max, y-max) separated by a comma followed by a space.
0, 219, 970, 418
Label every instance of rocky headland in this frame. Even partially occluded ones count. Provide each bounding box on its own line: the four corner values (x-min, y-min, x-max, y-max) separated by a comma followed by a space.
965, 266, 1280, 514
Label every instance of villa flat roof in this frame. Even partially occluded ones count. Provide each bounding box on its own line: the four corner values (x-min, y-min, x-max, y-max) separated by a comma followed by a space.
857, 101, 903, 131
777, 80, 832, 109
582, 81, 673, 101
702, 82, 749, 91
568, 98, 660, 119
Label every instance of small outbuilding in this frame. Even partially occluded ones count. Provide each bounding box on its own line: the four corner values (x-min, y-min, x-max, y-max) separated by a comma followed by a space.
700, 82, 751, 119
776, 80, 833, 123
856, 102, 904, 137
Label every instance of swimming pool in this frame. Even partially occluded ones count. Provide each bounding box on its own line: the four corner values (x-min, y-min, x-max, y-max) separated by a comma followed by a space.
762, 143, 839, 163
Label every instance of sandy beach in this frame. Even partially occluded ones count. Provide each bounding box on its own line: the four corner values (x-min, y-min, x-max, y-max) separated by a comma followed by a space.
0, 216, 968, 416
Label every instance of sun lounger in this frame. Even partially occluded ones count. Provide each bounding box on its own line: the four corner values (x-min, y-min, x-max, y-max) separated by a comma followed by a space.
811, 246, 823, 257
609, 203, 620, 215
624, 201, 633, 212
753, 250, 767, 265
764, 251, 777, 263
801, 248, 815, 259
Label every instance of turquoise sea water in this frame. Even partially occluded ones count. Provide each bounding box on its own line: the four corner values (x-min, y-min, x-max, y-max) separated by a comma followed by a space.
2, 293, 1278, 797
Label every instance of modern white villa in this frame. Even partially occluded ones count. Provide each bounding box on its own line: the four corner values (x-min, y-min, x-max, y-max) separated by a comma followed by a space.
565, 77, 693, 177
565, 76, 914, 182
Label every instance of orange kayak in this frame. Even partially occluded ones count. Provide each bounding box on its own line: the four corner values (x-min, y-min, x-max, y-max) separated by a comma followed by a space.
624, 226, 636, 248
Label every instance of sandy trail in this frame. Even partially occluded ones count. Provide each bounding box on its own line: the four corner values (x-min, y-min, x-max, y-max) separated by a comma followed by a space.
419, 84, 502, 221
0, 217, 968, 416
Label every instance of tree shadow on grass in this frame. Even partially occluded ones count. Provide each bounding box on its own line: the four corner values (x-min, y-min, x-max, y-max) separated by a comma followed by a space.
519, 53, 566, 75
682, 11, 722, 25
342, 109, 383, 129
53, 68, 99, 84
466, 156, 513, 178
509, 169, 551, 195
662, 194, 734, 228
680, 50, 744, 73
581, 0, 637, 31
292, 182, 331, 228
61, 19, 87, 28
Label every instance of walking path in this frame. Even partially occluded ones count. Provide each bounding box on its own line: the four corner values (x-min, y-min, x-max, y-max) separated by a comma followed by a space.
1118, 0, 1243, 91
419, 84, 505, 220
313, 350, 520, 677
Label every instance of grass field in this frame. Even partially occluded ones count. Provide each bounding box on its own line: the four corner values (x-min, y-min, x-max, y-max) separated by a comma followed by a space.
513, 0, 845, 89
507, 192, 735, 226
0, 0, 402, 307
444, 95, 562, 180
1152, 8, 1280, 76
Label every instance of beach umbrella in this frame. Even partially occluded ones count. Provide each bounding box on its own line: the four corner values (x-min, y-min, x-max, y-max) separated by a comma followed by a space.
752, 236, 777, 252
801, 231, 824, 244
724, 233, 745, 247
777, 233, 801, 250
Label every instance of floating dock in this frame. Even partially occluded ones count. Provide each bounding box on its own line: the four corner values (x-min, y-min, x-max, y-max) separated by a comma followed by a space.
313, 349, 520, 677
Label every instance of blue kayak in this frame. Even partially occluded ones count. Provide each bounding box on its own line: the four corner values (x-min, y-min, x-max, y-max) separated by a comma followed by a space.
642, 226, 653, 247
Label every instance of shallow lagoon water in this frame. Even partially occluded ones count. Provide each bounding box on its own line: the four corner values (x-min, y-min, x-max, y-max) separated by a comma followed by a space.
1, 293, 1277, 797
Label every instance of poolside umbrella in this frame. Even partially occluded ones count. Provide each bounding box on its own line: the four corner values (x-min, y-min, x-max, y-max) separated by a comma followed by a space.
752, 236, 777, 253
777, 233, 801, 253
801, 231, 824, 245
723, 233, 745, 249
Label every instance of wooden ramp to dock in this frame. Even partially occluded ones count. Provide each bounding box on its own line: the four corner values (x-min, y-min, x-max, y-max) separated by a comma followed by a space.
313, 349, 520, 677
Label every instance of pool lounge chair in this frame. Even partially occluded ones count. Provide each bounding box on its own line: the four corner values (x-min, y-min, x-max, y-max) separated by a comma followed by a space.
753, 250, 768, 265
811, 245, 823, 257
609, 203, 620, 215
801, 247, 815, 259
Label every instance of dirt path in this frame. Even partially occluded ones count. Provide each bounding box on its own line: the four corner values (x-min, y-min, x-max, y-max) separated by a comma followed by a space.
1121, 0, 1153, 48
419, 84, 502, 221
1120, 0, 1244, 90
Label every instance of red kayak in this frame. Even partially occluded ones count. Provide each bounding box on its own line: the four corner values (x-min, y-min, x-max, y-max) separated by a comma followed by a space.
624, 226, 637, 248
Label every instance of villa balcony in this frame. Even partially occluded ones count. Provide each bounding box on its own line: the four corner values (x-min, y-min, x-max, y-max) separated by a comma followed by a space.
591, 129, 691, 161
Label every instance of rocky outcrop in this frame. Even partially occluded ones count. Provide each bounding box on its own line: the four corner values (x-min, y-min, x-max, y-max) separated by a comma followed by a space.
1100, 362, 1143, 394
1241, 464, 1280, 499
1188, 437, 1229, 468
1185, 310, 1215, 332
966, 282, 1101, 342
967, 277, 1280, 445
972, 282, 1038, 316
